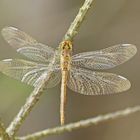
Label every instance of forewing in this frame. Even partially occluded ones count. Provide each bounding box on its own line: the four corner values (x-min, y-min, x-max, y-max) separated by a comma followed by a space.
67, 67, 131, 95
45, 68, 61, 88
1, 27, 55, 63
0, 59, 61, 88
72, 44, 137, 69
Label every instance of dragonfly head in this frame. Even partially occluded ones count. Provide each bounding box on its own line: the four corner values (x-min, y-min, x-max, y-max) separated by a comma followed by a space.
60, 40, 72, 51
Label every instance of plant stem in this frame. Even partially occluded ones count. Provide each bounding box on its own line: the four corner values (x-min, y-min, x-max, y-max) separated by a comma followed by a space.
0, 121, 10, 140
6, 56, 57, 138
16, 105, 140, 140
64, 0, 94, 41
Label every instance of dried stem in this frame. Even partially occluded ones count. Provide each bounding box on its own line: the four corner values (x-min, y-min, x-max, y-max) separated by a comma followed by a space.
0, 120, 10, 140
63, 0, 94, 41
6, 56, 57, 138
16, 105, 140, 140
6, 0, 95, 138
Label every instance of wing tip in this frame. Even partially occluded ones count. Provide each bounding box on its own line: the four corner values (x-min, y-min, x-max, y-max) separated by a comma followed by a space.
117, 75, 131, 93
1, 26, 18, 37
1, 26, 18, 40
122, 44, 137, 56
0, 59, 12, 67
2, 26, 18, 32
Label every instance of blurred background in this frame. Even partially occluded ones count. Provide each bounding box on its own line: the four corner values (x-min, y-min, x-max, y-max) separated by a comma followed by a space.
0, 0, 140, 139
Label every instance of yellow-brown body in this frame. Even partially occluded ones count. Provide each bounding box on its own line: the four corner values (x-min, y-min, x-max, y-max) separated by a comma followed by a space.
60, 40, 72, 125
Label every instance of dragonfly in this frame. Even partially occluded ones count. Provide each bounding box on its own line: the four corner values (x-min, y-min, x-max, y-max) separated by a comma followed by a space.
0, 27, 137, 125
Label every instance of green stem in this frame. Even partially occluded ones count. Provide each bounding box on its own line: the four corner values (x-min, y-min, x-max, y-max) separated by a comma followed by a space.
0, 120, 10, 140
6, 57, 56, 138
64, 0, 94, 41
16, 105, 140, 140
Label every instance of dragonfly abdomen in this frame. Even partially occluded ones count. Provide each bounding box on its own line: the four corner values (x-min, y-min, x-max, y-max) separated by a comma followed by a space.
61, 55, 71, 71
60, 40, 72, 125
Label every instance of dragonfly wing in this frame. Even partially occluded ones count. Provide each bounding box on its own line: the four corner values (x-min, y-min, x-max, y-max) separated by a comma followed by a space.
0, 59, 61, 88
44, 67, 61, 88
67, 67, 131, 95
1, 27, 55, 63
72, 44, 137, 69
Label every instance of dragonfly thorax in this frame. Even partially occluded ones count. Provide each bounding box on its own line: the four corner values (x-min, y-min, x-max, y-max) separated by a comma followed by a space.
60, 41, 72, 71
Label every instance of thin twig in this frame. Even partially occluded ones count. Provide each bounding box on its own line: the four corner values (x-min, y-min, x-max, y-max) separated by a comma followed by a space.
0, 120, 10, 140
64, 0, 94, 41
6, 0, 95, 138
16, 105, 140, 140
6, 56, 57, 138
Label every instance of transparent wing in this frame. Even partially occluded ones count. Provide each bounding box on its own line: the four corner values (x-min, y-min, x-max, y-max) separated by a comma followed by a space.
72, 44, 137, 70
1, 27, 55, 63
0, 59, 61, 88
67, 67, 131, 95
